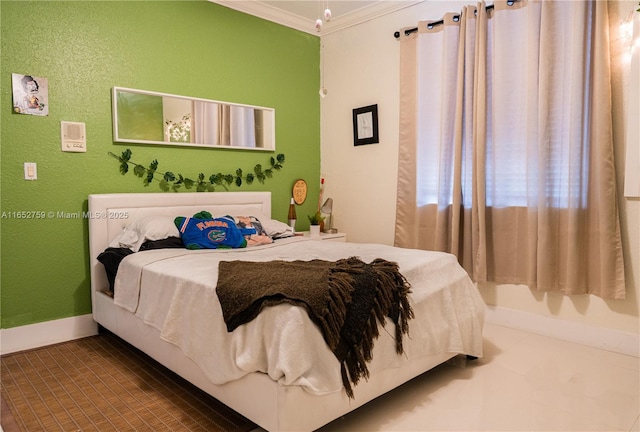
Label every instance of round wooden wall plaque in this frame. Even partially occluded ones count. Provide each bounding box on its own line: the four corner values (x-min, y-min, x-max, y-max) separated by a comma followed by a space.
292, 179, 307, 205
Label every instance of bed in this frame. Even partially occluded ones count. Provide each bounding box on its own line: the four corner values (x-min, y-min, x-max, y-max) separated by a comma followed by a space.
88, 191, 485, 432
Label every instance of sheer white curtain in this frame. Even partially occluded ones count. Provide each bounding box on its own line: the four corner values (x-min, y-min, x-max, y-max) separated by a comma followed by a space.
625, 11, 640, 197
229, 106, 257, 148
396, 0, 626, 299
192, 100, 222, 146
192, 103, 258, 147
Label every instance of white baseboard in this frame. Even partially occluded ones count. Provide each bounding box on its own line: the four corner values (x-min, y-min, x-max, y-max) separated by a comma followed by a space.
485, 305, 639, 358
0, 314, 98, 355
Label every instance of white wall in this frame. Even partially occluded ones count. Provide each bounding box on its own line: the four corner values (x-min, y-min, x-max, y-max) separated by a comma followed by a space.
320, 0, 640, 337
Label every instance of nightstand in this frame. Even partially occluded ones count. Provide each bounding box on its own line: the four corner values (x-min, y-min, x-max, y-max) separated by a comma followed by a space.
300, 231, 347, 242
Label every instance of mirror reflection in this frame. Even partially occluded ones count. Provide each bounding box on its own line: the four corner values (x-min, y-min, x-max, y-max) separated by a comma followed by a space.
112, 87, 275, 150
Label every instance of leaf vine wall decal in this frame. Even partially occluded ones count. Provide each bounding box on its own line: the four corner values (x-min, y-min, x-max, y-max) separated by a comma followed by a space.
110, 149, 285, 192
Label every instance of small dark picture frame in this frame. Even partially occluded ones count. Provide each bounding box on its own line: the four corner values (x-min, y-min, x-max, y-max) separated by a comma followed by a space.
352, 104, 379, 146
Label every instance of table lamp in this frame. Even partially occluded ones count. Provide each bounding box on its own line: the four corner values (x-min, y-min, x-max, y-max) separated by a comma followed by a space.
321, 198, 337, 233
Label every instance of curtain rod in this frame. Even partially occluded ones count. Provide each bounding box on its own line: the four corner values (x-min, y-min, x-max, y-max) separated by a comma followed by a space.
393, 3, 500, 39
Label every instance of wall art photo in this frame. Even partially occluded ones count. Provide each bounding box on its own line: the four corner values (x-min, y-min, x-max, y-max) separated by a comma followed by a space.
352, 104, 379, 146
12, 73, 49, 116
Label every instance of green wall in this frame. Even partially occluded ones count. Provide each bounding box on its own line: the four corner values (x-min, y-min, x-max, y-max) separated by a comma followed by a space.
0, 1, 320, 328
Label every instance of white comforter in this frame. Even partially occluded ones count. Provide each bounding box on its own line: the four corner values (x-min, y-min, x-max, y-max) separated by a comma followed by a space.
113, 237, 485, 395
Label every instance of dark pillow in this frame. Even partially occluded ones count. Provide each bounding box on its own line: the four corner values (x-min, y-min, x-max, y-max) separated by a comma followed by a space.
97, 247, 134, 294
139, 236, 184, 251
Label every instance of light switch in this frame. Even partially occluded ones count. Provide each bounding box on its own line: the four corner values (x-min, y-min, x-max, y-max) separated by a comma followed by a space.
24, 162, 37, 180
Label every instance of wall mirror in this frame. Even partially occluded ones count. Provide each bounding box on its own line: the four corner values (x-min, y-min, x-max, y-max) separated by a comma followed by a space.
112, 87, 275, 151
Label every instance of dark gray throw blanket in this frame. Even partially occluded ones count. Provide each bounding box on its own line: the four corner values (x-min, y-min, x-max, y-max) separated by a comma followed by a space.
215, 257, 414, 398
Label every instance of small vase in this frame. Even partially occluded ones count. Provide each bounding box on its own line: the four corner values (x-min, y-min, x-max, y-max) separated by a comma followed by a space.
309, 224, 321, 238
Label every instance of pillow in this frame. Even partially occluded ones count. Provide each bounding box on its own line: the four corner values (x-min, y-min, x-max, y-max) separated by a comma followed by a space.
260, 217, 294, 239
109, 215, 180, 252
174, 214, 248, 249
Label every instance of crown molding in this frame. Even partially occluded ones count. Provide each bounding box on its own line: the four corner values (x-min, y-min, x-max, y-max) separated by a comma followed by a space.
210, 0, 316, 35
209, 0, 424, 36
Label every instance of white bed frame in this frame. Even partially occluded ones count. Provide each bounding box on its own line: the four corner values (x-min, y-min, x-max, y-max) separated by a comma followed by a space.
88, 192, 456, 432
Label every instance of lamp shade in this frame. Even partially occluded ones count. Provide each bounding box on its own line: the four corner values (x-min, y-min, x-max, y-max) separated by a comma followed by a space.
321, 198, 333, 214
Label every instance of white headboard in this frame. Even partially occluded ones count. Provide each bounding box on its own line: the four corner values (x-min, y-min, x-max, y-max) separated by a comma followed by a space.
88, 192, 271, 306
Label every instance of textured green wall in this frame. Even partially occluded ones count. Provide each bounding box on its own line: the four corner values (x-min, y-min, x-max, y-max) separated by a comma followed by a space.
0, 1, 320, 328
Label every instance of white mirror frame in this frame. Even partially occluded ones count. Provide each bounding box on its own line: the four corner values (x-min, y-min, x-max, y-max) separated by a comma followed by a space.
112, 87, 275, 151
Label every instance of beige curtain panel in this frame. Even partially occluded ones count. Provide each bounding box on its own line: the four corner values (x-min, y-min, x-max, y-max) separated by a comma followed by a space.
395, 0, 626, 299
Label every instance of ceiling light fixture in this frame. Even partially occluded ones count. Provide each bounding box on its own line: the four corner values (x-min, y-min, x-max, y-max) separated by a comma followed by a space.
316, 1, 331, 32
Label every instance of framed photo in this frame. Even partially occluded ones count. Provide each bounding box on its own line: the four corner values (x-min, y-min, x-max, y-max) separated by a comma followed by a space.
352, 104, 379, 146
